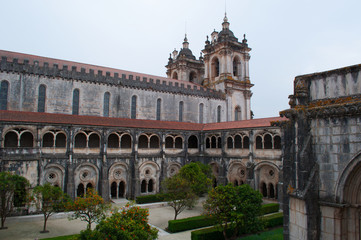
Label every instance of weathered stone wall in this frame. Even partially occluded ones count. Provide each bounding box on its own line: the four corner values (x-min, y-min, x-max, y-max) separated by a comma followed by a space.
0, 71, 226, 123
0, 122, 282, 202
311, 116, 361, 201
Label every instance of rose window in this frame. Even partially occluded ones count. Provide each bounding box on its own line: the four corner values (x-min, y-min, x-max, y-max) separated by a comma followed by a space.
114, 170, 122, 180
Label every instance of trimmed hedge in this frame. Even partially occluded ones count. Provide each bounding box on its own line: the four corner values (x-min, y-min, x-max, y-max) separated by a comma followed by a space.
260, 203, 280, 215
169, 203, 279, 233
135, 193, 167, 204
168, 215, 217, 233
262, 212, 283, 228
191, 212, 284, 240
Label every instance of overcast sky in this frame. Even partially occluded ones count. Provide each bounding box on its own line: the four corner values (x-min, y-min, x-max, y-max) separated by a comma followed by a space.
1, 0, 361, 118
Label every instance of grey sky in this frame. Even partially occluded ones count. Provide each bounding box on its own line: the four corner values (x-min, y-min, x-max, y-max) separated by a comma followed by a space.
1, 0, 360, 118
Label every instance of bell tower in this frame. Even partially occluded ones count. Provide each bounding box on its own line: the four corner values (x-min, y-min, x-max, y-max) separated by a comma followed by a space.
202, 14, 253, 120
166, 35, 204, 84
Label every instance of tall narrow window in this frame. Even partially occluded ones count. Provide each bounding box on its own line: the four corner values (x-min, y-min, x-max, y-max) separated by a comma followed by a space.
0, 80, 9, 110
103, 92, 110, 117
233, 59, 238, 76
38, 84, 46, 112
131, 95, 137, 119
235, 106, 241, 121
199, 103, 204, 123
156, 98, 161, 120
217, 106, 221, 123
179, 101, 184, 122
72, 89, 79, 115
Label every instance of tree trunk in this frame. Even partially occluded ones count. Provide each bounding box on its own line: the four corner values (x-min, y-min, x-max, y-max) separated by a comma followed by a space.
0, 216, 8, 229
41, 214, 49, 233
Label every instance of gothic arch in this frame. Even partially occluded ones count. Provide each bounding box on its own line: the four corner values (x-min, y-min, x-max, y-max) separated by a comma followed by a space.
167, 162, 182, 177
74, 163, 99, 197
43, 163, 65, 189
210, 161, 220, 187
227, 161, 247, 186
254, 162, 279, 199
139, 161, 160, 194
108, 163, 128, 199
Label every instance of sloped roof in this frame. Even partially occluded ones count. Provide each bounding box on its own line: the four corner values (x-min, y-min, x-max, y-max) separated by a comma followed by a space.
0, 49, 205, 90
0, 110, 286, 131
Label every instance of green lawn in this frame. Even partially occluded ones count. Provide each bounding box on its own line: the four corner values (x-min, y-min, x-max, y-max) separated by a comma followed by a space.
238, 227, 283, 240
40, 234, 79, 240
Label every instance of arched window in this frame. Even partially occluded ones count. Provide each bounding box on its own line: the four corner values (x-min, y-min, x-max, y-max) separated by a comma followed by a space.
269, 183, 275, 198
189, 72, 197, 83
141, 180, 147, 193
234, 135, 241, 148
233, 58, 239, 77
111, 182, 117, 198
148, 179, 154, 192
121, 134, 132, 148
156, 98, 161, 120
264, 134, 272, 149
88, 134, 100, 148
172, 72, 178, 80
234, 106, 241, 121
179, 101, 184, 122
77, 183, 84, 197
227, 137, 233, 149
72, 89, 79, 115
188, 135, 198, 149
74, 133, 87, 148
206, 138, 211, 149
211, 136, 217, 148
103, 92, 110, 117
108, 134, 119, 148
243, 136, 250, 149
165, 136, 173, 148
217, 106, 221, 123
149, 135, 159, 148
119, 181, 125, 198
38, 84, 46, 112
43, 133, 54, 147
138, 135, 148, 148
86, 183, 93, 193
261, 182, 267, 197
199, 103, 204, 124
4, 132, 18, 147
55, 133, 66, 148
20, 132, 33, 147
256, 136, 263, 149
274, 136, 281, 149
131, 95, 137, 119
212, 58, 220, 77
0, 80, 9, 110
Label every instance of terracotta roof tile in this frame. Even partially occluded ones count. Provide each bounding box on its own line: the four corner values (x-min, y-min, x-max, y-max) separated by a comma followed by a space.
0, 111, 286, 131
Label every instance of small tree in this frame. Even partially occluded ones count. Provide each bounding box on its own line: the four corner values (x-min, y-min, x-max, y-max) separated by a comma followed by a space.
0, 172, 29, 229
203, 184, 263, 240
163, 174, 198, 220
178, 162, 212, 196
32, 183, 69, 233
68, 188, 110, 230
79, 203, 158, 240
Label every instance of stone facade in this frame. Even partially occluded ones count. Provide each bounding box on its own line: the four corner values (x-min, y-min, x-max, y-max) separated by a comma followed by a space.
281, 64, 361, 239
0, 16, 284, 206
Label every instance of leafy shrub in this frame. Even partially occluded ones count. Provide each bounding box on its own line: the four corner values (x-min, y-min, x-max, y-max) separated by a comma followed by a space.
135, 193, 167, 204
260, 203, 280, 215
168, 215, 217, 233
78, 203, 158, 240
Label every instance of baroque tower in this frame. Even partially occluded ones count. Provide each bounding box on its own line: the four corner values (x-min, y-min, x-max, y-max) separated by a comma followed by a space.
166, 35, 204, 84
202, 14, 253, 120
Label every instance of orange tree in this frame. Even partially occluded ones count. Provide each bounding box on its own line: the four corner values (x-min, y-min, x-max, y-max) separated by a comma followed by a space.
0, 172, 29, 229
203, 184, 263, 240
68, 188, 110, 230
32, 183, 70, 233
79, 203, 158, 240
